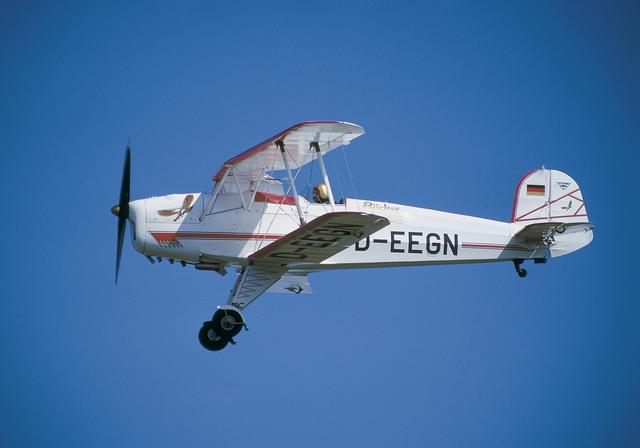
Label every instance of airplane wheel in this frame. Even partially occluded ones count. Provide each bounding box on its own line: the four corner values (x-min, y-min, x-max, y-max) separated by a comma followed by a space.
198, 321, 228, 351
517, 268, 528, 278
212, 309, 243, 338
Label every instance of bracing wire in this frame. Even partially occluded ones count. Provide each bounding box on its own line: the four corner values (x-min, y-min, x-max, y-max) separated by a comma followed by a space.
253, 142, 363, 251
342, 146, 359, 200
257, 147, 305, 250
326, 153, 344, 203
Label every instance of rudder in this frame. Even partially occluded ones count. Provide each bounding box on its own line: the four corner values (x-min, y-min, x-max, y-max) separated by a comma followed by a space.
511, 168, 589, 224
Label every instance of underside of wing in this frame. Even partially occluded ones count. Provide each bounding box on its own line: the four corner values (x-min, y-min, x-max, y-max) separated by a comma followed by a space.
267, 273, 312, 294
226, 265, 287, 309
225, 268, 313, 310
249, 211, 390, 265
212, 121, 364, 182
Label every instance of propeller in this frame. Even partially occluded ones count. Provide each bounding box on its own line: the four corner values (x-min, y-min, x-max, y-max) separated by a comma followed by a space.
112, 145, 131, 284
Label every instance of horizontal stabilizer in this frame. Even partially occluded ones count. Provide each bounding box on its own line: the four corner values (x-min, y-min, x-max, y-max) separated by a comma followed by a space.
514, 221, 593, 243
249, 211, 390, 265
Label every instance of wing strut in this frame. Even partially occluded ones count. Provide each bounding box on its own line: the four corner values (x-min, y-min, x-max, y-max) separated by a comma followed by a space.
311, 141, 335, 211
276, 140, 305, 226
200, 166, 231, 221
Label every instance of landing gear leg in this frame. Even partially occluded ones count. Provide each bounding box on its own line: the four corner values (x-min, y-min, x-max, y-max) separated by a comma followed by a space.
514, 259, 527, 278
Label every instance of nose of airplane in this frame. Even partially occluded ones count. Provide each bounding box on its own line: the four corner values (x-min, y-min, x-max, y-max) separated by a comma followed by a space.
128, 199, 147, 254
113, 145, 149, 283
111, 198, 147, 272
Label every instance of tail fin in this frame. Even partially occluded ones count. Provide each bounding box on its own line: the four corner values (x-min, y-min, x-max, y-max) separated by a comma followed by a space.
512, 168, 593, 257
512, 168, 589, 224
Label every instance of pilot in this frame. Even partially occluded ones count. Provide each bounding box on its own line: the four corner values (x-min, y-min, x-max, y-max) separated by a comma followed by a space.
313, 183, 330, 204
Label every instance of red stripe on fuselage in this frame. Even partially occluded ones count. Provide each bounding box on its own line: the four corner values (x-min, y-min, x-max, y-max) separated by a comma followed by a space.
461, 242, 529, 251
149, 232, 283, 243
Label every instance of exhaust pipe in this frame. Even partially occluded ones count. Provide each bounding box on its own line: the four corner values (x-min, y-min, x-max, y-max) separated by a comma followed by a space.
195, 263, 227, 276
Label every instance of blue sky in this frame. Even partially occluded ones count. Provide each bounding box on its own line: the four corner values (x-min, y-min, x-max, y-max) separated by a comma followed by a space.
2, 1, 638, 446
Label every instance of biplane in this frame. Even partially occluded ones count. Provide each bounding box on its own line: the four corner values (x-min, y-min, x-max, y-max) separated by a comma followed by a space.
112, 121, 594, 351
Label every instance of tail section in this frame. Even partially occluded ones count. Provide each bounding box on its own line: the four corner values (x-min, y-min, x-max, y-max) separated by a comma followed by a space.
512, 168, 588, 224
511, 168, 593, 257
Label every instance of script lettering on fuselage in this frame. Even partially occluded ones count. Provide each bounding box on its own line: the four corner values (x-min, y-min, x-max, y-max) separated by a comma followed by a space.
363, 201, 399, 212
355, 231, 459, 256
266, 222, 365, 260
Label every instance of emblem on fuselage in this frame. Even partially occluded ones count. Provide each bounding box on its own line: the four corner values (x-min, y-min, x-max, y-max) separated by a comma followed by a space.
158, 194, 194, 221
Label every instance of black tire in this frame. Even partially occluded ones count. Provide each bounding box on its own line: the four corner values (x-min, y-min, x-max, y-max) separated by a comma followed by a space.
198, 321, 228, 351
517, 268, 528, 278
212, 309, 243, 338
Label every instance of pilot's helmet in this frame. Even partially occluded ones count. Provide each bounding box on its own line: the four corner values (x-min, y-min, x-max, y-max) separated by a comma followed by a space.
313, 183, 329, 203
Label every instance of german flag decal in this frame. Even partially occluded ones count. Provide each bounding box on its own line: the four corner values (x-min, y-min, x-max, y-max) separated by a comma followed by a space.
527, 184, 545, 196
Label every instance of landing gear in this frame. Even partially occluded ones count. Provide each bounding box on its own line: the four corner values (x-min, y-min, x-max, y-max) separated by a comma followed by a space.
198, 306, 246, 351
212, 308, 244, 339
198, 321, 228, 351
513, 259, 527, 278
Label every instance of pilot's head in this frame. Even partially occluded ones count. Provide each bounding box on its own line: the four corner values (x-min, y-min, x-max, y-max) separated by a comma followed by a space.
313, 183, 329, 203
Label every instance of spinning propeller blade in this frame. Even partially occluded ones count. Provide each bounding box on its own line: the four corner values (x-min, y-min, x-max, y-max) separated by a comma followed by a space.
113, 145, 131, 284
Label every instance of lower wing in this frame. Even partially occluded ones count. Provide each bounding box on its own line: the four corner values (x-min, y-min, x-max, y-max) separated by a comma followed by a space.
226, 212, 389, 309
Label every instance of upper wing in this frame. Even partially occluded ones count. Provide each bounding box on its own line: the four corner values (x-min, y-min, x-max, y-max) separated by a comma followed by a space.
212, 121, 364, 182
514, 221, 593, 243
249, 211, 390, 265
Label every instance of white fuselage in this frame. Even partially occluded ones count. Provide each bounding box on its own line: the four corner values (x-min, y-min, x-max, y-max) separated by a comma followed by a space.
127, 192, 586, 270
